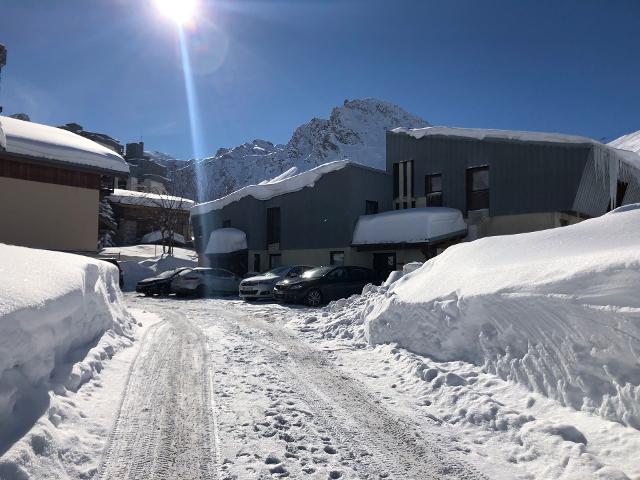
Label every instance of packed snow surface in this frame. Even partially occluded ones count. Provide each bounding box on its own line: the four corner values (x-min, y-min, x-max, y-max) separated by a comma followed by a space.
0, 244, 135, 447
205, 227, 248, 254
0, 115, 129, 174
364, 205, 640, 429
191, 160, 350, 215
107, 188, 194, 210
352, 207, 467, 245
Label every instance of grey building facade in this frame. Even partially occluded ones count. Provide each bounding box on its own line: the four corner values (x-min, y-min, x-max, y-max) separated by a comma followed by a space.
386, 127, 640, 238
191, 163, 392, 275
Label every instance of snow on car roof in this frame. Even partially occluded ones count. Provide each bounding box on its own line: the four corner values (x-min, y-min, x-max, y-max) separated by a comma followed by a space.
352, 207, 467, 246
0, 115, 129, 174
191, 160, 351, 215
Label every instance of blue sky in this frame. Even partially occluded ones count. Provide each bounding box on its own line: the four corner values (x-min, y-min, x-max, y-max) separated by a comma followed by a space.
0, 0, 638, 159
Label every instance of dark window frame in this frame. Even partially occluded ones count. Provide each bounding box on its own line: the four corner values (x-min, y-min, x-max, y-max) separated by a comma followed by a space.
466, 165, 490, 212
269, 253, 282, 269
266, 207, 281, 245
365, 200, 379, 215
393, 163, 399, 198
329, 251, 345, 266
425, 173, 443, 207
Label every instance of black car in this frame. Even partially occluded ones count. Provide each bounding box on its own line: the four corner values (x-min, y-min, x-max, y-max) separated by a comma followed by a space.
274, 266, 377, 306
136, 267, 193, 296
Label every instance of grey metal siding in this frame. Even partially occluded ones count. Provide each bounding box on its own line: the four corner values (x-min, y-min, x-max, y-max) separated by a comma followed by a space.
386, 132, 590, 216
191, 164, 391, 253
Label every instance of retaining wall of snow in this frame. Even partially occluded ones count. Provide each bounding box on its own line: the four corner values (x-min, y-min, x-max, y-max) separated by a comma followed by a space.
0, 244, 134, 436
364, 205, 640, 428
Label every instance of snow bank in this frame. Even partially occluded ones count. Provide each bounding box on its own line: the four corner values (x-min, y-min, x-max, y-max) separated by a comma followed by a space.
107, 188, 194, 210
364, 205, 640, 428
0, 244, 135, 444
191, 160, 350, 215
0, 115, 129, 174
205, 228, 248, 254
352, 208, 467, 246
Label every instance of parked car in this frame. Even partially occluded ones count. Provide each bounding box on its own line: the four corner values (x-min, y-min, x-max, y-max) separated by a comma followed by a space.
99, 257, 124, 289
239, 265, 314, 301
136, 267, 193, 296
274, 266, 377, 306
170, 267, 242, 297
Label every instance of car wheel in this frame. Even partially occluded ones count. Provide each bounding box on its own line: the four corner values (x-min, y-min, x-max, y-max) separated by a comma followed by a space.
195, 285, 206, 298
304, 289, 323, 307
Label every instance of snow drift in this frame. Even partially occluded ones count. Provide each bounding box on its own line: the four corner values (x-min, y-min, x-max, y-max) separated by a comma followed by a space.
364, 205, 640, 428
0, 244, 135, 444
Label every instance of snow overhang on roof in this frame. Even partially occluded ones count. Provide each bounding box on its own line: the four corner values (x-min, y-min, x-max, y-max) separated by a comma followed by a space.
191, 160, 351, 216
0, 115, 129, 175
352, 207, 467, 247
107, 189, 195, 211
205, 228, 248, 254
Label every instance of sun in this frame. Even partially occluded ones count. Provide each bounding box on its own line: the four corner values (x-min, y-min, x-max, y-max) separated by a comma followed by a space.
154, 0, 198, 25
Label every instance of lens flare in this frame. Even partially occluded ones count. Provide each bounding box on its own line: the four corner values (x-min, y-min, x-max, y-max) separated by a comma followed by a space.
154, 0, 197, 25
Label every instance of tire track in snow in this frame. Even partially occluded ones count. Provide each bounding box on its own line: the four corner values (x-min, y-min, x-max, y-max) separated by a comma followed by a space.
97, 311, 219, 480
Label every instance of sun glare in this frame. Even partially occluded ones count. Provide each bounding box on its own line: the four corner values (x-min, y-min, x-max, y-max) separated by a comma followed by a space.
154, 0, 198, 25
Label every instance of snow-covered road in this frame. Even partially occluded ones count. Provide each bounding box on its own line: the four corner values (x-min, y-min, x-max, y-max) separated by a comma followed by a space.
114, 295, 487, 480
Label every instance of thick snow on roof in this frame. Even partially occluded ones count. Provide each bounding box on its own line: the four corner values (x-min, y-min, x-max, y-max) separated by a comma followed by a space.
141, 230, 186, 245
205, 228, 248, 254
608, 130, 640, 154
0, 115, 129, 174
191, 160, 350, 215
107, 189, 195, 210
364, 204, 640, 429
391, 125, 600, 145
352, 208, 467, 246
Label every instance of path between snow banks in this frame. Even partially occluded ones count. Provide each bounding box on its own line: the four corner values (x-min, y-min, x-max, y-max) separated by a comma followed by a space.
98, 311, 220, 480
124, 296, 487, 479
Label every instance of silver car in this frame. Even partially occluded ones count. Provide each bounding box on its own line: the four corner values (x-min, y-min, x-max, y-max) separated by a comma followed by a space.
171, 267, 241, 297
239, 265, 314, 301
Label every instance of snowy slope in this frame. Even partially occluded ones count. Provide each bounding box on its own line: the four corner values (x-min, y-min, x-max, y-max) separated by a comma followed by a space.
186, 98, 429, 201
609, 129, 640, 154
362, 204, 640, 429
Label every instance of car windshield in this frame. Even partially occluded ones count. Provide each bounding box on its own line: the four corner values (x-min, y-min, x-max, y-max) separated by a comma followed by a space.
264, 266, 290, 277
302, 266, 333, 279
157, 268, 185, 279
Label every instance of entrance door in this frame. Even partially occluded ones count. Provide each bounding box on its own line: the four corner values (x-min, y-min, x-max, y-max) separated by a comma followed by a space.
373, 253, 396, 283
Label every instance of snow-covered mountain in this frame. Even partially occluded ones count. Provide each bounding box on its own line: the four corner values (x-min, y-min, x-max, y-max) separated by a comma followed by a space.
609, 130, 640, 154
186, 98, 430, 201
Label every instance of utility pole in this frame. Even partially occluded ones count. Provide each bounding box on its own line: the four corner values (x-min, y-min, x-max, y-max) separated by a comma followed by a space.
0, 44, 6, 113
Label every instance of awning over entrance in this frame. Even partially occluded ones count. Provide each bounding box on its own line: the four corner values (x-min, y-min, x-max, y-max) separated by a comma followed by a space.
205, 228, 248, 254
352, 207, 467, 248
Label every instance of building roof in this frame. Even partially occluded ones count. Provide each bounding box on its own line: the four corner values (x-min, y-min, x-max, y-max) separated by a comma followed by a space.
352, 207, 467, 246
107, 189, 195, 210
0, 115, 129, 174
191, 160, 353, 216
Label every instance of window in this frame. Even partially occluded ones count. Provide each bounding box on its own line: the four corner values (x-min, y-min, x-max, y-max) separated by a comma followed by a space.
393, 163, 399, 198
326, 267, 347, 280
425, 173, 443, 207
253, 253, 261, 273
222, 220, 231, 228
403, 201, 408, 209
466, 166, 490, 211
365, 200, 379, 215
608, 180, 629, 210
349, 267, 370, 281
266, 207, 281, 245
269, 254, 282, 269
330, 251, 345, 266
